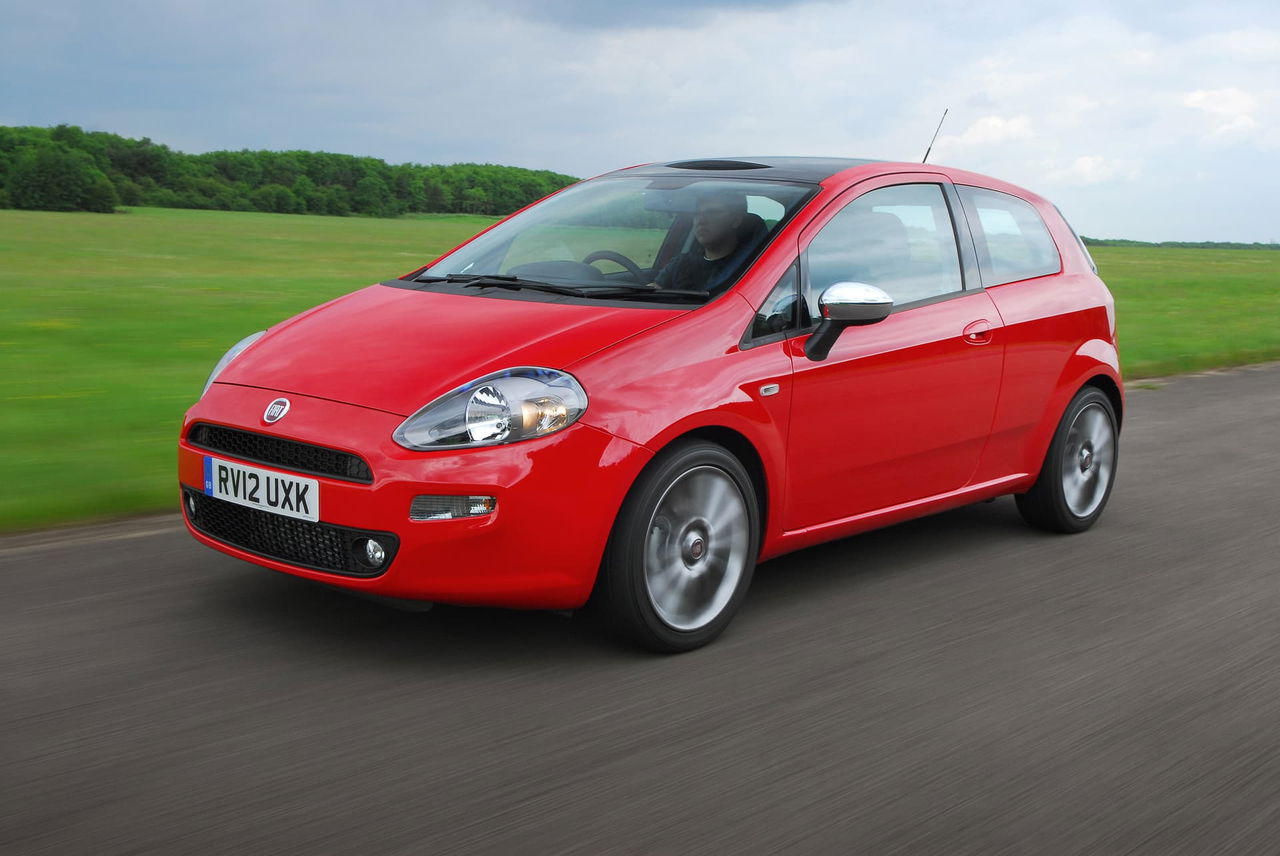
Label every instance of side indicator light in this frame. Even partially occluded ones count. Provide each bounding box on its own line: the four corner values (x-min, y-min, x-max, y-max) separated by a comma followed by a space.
409, 495, 497, 521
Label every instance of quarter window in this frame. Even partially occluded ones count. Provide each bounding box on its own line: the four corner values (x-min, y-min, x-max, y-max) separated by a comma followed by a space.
957, 186, 1061, 285
747, 263, 804, 342
804, 184, 963, 314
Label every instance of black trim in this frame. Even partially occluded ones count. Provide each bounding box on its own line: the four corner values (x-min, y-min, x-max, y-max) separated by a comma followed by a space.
383, 279, 701, 310
183, 487, 398, 577
739, 329, 791, 351
668, 159, 771, 171
942, 182, 985, 292
888, 289, 976, 313
621, 157, 883, 182
187, 423, 374, 484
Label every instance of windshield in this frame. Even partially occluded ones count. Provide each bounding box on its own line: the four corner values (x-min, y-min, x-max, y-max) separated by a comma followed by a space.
421, 177, 816, 299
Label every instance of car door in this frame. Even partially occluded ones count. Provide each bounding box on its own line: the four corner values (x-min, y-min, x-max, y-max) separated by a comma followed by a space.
783, 175, 1005, 531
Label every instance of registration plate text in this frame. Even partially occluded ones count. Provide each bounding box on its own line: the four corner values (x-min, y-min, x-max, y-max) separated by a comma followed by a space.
203, 456, 319, 522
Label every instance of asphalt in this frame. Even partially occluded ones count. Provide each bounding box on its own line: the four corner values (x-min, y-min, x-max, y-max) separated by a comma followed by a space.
4, 363, 1279, 855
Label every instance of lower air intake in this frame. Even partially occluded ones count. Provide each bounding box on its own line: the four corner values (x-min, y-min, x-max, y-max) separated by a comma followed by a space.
184, 488, 397, 577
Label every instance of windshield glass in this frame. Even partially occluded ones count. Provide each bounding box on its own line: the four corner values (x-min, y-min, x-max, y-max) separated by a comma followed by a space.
422, 177, 816, 298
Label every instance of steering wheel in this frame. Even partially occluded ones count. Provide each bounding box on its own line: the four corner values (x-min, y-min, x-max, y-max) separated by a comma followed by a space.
582, 250, 645, 282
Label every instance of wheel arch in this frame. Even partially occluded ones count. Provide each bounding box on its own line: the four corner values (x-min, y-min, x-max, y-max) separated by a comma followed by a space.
588, 424, 771, 597
672, 426, 769, 551
586, 424, 769, 650
1083, 373, 1124, 430
1015, 341, 1122, 479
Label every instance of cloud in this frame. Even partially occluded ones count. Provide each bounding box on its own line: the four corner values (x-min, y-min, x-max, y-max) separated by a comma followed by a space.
1184, 87, 1260, 138
3, 0, 1280, 241
1047, 156, 1143, 186
483, 0, 810, 29
938, 115, 1034, 148
1194, 28, 1280, 59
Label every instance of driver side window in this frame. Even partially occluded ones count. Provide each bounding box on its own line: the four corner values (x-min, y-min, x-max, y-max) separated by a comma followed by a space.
803, 183, 964, 316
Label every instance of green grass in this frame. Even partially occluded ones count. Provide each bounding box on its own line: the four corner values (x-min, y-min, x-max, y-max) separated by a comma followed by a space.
1090, 246, 1280, 377
1, 208, 1277, 532
0, 207, 496, 532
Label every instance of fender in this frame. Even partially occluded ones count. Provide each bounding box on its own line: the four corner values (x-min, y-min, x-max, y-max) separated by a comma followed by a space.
1015, 338, 1123, 485
574, 294, 793, 550
591, 391, 789, 555
641, 412, 786, 539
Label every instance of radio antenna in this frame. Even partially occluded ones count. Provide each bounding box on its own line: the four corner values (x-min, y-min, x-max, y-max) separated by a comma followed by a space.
922, 109, 949, 163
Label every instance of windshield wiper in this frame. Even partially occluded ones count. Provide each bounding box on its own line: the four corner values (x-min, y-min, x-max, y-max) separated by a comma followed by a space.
414, 273, 709, 302
414, 273, 592, 297
585, 283, 711, 302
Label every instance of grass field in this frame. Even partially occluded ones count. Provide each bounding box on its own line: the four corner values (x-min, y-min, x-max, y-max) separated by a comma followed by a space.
1087, 245, 1280, 377
0, 207, 496, 532
2, 206, 1278, 532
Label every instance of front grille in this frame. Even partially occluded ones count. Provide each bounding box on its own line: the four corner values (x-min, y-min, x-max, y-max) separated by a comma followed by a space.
188, 423, 373, 483
184, 488, 397, 577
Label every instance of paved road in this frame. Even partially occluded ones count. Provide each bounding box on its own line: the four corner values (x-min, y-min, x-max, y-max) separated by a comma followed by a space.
5, 364, 1280, 855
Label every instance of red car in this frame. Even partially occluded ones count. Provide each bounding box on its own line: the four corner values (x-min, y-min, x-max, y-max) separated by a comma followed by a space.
180, 157, 1121, 652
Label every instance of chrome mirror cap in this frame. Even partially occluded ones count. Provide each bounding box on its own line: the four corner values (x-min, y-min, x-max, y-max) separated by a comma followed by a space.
804, 282, 895, 361
819, 282, 894, 324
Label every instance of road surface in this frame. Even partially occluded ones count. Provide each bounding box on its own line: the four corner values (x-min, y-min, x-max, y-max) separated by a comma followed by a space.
4, 363, 1279, 854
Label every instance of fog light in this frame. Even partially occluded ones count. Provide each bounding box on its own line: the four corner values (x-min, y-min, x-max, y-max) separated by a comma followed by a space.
409, 495, 497, 521
363, 538, 386, 567
186, 493, 197, 519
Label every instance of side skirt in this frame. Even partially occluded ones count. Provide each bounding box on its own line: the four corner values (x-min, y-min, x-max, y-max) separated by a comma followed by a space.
760, 473, 1031, 561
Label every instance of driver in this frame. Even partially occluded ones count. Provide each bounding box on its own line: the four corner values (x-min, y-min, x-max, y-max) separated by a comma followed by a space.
653, 190, 750, 292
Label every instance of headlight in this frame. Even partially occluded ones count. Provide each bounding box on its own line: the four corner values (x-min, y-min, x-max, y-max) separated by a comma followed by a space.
201, 331, 265, 398
394, 367, 588, 450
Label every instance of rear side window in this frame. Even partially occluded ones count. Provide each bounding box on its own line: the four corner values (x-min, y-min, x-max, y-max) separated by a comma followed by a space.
957, 186, 1061, 285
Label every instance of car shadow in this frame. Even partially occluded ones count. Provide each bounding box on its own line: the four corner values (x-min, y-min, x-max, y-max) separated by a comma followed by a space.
206, 564, 633, 665
750, 496, 1031, 597
204, 497, 1036, 666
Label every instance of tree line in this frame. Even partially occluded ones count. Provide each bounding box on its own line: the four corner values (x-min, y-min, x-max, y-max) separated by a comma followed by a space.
1082, 237, 1279, 251
0, 124, 579, 217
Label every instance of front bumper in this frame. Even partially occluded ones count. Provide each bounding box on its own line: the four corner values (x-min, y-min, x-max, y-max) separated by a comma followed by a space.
179, 383, 653, 609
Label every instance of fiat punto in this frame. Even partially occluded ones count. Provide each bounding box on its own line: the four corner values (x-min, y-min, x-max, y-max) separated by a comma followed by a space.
180, 157, 1121, 652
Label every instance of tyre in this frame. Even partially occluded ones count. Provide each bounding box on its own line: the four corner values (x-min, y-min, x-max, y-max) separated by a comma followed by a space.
594, 440, 760, 653
1016, 386, 1119, 533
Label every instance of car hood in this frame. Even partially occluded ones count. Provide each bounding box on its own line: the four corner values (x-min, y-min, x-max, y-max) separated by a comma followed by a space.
214, 283, 686, 416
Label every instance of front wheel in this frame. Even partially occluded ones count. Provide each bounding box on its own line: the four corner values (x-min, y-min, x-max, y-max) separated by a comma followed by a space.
1016, 386, 1119, 533
594, 440, 759, 653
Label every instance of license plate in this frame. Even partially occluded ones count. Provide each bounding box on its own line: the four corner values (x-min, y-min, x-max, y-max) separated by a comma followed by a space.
203, 456, 319, 522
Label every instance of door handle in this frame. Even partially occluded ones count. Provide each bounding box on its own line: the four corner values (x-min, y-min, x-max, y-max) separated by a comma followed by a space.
962, 319, 993, 345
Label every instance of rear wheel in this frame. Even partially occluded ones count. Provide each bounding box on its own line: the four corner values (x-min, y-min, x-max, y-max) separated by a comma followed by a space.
595, 440, 759, 653
1016, 386, 1119, 533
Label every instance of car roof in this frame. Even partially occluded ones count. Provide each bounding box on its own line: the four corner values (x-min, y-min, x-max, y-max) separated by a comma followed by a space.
601, 157, 1054, 209
611, 157, 884, 183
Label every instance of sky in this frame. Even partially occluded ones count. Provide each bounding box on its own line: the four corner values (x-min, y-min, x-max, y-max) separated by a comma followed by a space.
2, 0, 1277, 242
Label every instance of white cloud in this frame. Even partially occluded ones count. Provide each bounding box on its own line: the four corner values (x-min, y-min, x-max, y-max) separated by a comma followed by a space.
938, 115, 1034, 148
1194, 28, 1280, 60
1184, 87, 1260, 138
1047, 156, 1143, 185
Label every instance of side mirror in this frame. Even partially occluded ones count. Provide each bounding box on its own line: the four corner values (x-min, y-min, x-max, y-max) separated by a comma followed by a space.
804, 282, 894, 361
